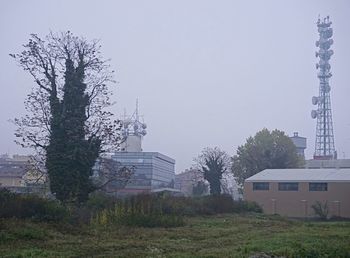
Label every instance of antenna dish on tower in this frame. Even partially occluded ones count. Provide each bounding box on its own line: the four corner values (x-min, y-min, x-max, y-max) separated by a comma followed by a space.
312, 16, 336, 160
120, 99, 147, 152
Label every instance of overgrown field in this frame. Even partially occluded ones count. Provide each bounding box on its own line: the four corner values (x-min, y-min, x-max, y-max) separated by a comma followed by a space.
1, 213, 350, 258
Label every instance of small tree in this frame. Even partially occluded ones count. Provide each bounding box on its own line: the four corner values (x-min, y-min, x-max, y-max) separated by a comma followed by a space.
11, 32, 121, 203
195, 147, 230, 196
232, 128, 303, 187
311, 201, 329, 220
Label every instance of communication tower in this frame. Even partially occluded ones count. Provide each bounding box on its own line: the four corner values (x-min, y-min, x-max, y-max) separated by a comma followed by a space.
311, 16, 336, 160
120, 100, 147, 152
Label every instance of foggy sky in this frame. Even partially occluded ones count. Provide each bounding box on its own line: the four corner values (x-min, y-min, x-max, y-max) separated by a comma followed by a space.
1, 0, 349, 173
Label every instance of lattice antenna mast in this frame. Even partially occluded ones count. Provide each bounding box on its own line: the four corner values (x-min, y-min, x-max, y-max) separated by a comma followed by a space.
120, 100, 147, 152
311, 16, 336, 160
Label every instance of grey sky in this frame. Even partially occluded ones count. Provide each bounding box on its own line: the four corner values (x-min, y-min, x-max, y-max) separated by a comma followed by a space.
1, 0, 349, 173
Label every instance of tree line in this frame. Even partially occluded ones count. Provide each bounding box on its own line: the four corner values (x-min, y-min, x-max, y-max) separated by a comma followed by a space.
194, 128, 304, 196
11, 31, 303, 203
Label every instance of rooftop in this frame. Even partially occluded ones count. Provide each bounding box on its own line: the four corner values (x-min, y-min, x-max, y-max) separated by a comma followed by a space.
112, 152, 175, 164
245, 168, 350, 182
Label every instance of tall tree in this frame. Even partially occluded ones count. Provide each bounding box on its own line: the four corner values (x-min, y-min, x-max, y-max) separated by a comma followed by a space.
232, 128, 303, 187
195, 147, 230, 195
11, 32, 121, 202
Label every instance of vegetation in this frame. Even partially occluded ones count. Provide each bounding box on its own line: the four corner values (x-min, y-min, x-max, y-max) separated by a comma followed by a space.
192, 181, 208, 196
232, 128, 304, 186
11, 32, 122, 203
0, 189, 67, 222
312, 201, 330, 220
1, 213, 349, 257
195, 147, 231, 195
0, 189, 259, 226
88, 193, 262, 226
1, 186, 349, 257
90, 194, 185, 228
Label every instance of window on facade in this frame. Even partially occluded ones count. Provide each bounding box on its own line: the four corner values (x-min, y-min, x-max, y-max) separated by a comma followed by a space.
278, 182, 298, 191
309, 182, 328, 191
253, 182, 269, 191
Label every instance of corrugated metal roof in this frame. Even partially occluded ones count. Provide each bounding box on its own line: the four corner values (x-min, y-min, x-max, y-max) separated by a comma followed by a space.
245, 168, 350, 182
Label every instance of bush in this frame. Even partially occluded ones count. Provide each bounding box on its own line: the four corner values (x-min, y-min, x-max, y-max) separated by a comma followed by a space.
12, 226, 46, 240
156, 194, 262, 216
86, 192, 117, 212
232, 200, 263, 213
311, 201, 329, 220
0, 188, 262, 227
0, 189, 67, 222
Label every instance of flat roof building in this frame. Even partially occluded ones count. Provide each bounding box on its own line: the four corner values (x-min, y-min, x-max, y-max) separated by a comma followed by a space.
244, 169, 350, 218
100, 101, 176, 196
104, 152, 175, 196
305, 159, 350, 169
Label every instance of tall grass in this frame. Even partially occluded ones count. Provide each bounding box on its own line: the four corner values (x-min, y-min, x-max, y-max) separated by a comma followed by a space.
89, 193, 262, 228
0, 189, 261, 228
90, 195, 185, 228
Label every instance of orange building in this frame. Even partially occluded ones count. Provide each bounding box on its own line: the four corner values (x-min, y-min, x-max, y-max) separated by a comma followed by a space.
244, 169, 350, 218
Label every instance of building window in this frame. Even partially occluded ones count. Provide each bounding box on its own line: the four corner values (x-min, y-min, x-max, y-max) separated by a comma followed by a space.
253, 182, 269, 191
278, 182, 298, 191
309, 182, 328, 191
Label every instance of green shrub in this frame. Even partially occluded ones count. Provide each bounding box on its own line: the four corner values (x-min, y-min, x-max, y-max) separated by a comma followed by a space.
154, 194, 262, 216
291, 245, 350, 258
86, 192, 117, 212
311, 201, 329, 220
12, 227, 46, 240
232, 200, 263, 213
0, 189, 67, 222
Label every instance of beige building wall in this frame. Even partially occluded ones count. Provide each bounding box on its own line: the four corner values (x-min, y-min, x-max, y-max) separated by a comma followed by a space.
244, 181, 350, 218
175, 169, 204, 196
0, 177, 23, 187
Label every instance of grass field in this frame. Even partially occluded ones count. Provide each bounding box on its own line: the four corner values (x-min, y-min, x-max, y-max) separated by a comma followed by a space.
1, 213, 350, 258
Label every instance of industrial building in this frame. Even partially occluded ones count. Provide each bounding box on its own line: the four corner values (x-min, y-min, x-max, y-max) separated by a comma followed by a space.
244, 169, 350, 218
305, 159, 350, 169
